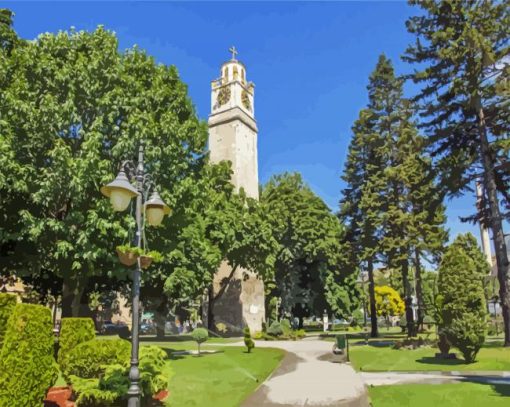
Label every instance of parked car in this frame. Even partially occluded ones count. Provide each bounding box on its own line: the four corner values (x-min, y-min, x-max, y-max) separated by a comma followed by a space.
100, 320, 130, 338
140, 322, 156, 335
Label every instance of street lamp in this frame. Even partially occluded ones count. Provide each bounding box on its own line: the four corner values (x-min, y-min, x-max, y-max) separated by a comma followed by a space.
101, 144, 170, 407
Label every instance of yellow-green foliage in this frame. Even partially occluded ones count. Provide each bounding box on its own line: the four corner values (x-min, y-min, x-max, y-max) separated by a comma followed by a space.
0, 303, 58, 407
58, 318, 96, 375
64, 338, 131, 379
69, 345, 168, 405
374, 285, 405, 317
0, 293, 17, 349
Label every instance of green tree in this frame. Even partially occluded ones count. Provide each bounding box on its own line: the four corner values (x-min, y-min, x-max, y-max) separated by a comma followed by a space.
191, 327, 208, 356
437, 233, 487, 363
339, 106, 386, 338
404, 0, 510, 345
263, 173, 358, 328
0, 25, 235, 318
340, 55, 447, 337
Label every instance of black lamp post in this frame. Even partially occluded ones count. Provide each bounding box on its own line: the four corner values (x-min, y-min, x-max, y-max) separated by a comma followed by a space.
101, 144, 170, 407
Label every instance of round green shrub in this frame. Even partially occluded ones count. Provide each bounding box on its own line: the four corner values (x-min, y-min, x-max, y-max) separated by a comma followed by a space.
64, 338, 131, 379
0, 303, 58, 407
267, 321, 283, 336
58, 317, 96, 374
0, 293, 17, 350
191, 328, 209, 355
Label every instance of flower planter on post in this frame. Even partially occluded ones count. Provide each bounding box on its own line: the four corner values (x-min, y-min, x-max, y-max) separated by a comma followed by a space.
139, 255, 153, 269
116, 248, 138, 267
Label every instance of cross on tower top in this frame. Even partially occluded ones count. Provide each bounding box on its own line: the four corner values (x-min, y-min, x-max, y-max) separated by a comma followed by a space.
229, 46, 238, 61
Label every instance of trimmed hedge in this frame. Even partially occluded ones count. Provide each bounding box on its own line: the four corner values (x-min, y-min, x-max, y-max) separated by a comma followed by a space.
64, 338, 131, 379
0, 303, 58, 407
243, 327, 255, 353
0, 293, 17, 349
58, 317, 96, 374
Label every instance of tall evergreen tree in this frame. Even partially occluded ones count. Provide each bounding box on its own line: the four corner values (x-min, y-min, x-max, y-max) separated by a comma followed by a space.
340, 55, 447, 337
340, 108, 387, 337
404, 0, 510, 345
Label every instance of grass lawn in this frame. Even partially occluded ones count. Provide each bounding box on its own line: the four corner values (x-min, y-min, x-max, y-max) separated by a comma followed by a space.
369, 382, 510, 407
349, 342, 510, 371
163, 346, 284, 407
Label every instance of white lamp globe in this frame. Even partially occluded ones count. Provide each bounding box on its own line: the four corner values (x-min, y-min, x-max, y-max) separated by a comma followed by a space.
110, 188, 133, 212
146, 206, 165, 226
100, 169, 139, 212
144, 190, 171, 226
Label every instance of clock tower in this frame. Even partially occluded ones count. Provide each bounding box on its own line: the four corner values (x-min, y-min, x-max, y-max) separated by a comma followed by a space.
207, 47, 265, 333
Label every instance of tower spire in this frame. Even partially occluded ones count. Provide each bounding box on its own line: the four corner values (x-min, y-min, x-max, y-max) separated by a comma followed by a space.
229, 45, 238, 61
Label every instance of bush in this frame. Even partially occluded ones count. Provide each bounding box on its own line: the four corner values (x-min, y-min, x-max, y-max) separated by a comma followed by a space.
294, 329, 306, 338
280, 319, 292, 335
267, 321, 283, 336
0, 303, 59, 407
138, 345, 169, 397
253, 331, 264, 340
70, 345, 168, 405
215, 322, 227, 334
58, 317, 96, 374
437, 234, 487, 363
350, 309, 364, 327
393, 337, 435, 350
0, 293, 17, 350
191, 327, 209, 355
423, 315, 435, 330
64, 338, 131, 379
347, 326, 361, 332
244, 327, 255, 353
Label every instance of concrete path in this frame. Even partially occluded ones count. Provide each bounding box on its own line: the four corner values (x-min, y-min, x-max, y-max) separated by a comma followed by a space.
238, 338, 369, 407
361, 371, 510, 386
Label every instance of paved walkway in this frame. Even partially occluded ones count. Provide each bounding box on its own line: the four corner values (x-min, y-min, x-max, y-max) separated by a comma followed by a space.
361, 370, 510, 386
237, 338, 369, 407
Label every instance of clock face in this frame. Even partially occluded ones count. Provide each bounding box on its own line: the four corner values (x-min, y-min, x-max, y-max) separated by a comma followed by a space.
242, 90, 251, 111
217, 86, 231, 107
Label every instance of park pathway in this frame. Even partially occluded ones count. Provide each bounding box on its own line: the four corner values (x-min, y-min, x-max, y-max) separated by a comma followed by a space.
239, 338, 369, 407
361, 370, 510, 386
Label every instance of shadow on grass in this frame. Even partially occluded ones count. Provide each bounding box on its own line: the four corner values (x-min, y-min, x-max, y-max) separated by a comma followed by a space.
416, 356, 466, 366
492, 383, 510, 397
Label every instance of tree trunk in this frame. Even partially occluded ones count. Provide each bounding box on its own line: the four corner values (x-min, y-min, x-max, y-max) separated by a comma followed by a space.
207, 264, 238, 332
207, 285, 215, 331
61, 276, 87, 318
368, 258, 378, 338
155, 298, 168, 339
414, 248, 425, 332
477, 105, 510, 346
401, 254, 416, 337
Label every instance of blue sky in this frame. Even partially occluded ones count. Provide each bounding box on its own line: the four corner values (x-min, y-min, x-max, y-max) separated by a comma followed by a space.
6, 1, 488, 243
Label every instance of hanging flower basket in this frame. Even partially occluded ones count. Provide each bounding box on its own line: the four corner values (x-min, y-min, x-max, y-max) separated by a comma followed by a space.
116, 245, 141, 267
140, 254, 153, 269
116, 246, 162, 269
